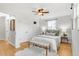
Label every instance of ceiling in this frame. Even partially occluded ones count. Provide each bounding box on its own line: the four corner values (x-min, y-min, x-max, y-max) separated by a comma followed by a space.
0, 3, 73, 22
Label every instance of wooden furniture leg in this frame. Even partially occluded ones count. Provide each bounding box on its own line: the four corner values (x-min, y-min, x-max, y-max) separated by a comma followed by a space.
46, 49, 48, 56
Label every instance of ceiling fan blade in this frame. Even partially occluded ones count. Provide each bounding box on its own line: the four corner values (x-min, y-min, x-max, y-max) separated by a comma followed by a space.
32, 11, 36, 12
42, 11, 49, 13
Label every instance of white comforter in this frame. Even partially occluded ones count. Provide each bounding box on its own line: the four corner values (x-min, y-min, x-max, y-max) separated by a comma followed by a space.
30, 35, 60, 53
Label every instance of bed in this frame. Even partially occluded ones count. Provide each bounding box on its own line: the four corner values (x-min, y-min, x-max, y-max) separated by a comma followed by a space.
15, 35, 60, 56
15, 39, 57, 56
30, 35, 61, 53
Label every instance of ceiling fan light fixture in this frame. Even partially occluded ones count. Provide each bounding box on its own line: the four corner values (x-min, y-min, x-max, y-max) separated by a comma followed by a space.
38, 12, 42, 16
32, 8, 49, 16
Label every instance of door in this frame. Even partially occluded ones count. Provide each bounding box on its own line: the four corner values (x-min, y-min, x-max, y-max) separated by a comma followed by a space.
9, 19, 16, 46
6, 18, 16, 46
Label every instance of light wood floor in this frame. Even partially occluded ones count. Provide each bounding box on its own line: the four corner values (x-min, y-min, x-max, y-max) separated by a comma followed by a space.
58, 43, 72, 56
0, 40, 15, 56
0, 40, 72, 56
17, 42, 72, 56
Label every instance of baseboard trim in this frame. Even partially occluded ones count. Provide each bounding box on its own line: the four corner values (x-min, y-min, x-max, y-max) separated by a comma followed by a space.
5, 39, 15, 48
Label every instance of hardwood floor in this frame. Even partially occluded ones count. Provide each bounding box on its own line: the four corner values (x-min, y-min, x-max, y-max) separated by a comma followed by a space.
58, 43, 72, 56
0, 40, 15, 56
16, 42, 29, 51
17, 42, 72, 56
0, 40, 72, 56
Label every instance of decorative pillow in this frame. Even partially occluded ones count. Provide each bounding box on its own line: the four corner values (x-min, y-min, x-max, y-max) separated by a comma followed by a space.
45, 29, 60, 36
46, 32, 55, 36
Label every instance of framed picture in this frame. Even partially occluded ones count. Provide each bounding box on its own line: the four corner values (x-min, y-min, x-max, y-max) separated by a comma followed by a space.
10, 19, 15, 31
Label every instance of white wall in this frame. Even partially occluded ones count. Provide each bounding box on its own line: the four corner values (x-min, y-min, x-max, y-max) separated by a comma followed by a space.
72, 30, 79, 56
72, 3, 79, 56
57, 15, 72, 43
57, 15, 72, 30
16, 20, 41, 48
0, 16, 6, 39
0, 3, 73, 48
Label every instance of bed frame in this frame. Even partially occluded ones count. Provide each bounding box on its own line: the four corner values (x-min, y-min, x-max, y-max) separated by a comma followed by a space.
28, 41, 50, 56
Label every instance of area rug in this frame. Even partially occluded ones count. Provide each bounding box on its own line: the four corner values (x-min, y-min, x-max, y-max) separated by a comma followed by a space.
15, 47, 58, 56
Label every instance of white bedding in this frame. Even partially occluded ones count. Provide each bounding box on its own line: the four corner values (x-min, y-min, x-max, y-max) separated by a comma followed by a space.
37, 35, 61, 48
30, 35, 60, 53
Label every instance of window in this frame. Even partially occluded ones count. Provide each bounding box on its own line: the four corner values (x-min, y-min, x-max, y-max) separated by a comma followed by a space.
47, 20, 56, 30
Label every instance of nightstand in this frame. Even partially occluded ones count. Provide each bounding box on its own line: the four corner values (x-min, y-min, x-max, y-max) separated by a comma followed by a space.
61, 36, 69, 43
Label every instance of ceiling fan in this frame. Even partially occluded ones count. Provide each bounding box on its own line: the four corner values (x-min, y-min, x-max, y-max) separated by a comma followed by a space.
32, 8, 49, 16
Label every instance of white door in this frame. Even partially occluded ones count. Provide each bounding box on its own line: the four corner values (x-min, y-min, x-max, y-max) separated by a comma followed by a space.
9, 19, 15, 46
5, 18, 16, 46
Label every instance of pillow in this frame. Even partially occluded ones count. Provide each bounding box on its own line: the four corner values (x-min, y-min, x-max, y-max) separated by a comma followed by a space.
45, 29, 60, 36
46, 32, 55, 36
